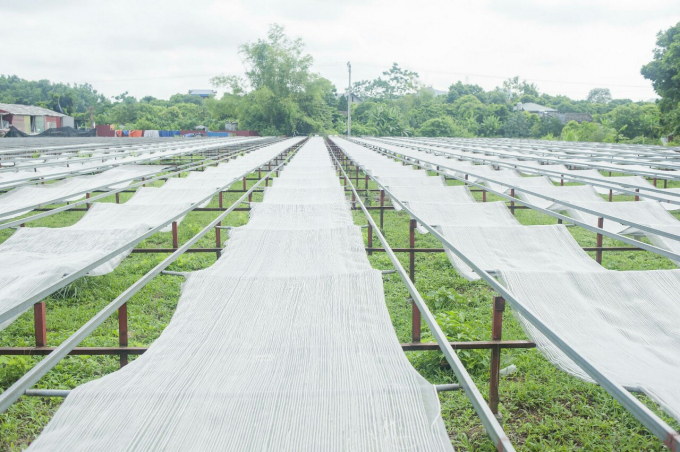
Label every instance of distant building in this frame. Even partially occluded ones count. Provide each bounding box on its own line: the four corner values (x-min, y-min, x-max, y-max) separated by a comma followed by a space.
189, 89, 217, 98
514, 102, 558, 114
0, 103, 73, 134
225, 121, 238, 132
514, 102, 592, 124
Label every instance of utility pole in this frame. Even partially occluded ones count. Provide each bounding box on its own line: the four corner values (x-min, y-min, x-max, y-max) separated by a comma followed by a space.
347, 61, 351, 137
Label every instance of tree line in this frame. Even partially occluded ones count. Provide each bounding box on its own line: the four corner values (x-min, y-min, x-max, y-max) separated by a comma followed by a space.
2, 22, 679, 144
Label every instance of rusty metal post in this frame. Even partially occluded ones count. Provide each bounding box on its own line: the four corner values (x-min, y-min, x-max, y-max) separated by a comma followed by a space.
119, 303, 128, 367
365, 174, 369, 190
653, 178, 657, 187
379, 189, 385, 230
410, 219, 421, 343
219, 191, 223, 209
86, 193, 91, 210
635, 188, 640, 202
172, 221, 179, 249
34, 303, 47, 347
560, 177, 564, 186
482, 189, 487, 202
115, 192, 120, 204
215, 222, 222, 259
609, 189, 613, 202
489, 296, 505, 415
510, 188, 515, 216
242, 177, 247, 192
367, 224, 373, 256
596, 217, 604, 264
142, 177, 146, 188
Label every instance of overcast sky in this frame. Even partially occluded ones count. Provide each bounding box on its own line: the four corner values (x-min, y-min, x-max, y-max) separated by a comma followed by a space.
3, 0, 679, 102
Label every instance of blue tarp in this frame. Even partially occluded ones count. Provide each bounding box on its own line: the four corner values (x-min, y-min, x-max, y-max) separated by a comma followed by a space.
207, 132, 229, 137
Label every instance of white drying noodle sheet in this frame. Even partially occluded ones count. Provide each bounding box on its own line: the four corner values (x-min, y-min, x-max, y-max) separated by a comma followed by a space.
342, 137, 680, 421
435, 225, 605, 280
0, 139, 300, 332
361, 138, 680, 209
514, 185, 605, 211
387, 186, 476, 211
653, 187, 680, 211
499, 269, 680, 423
561, 200, 680, 265
0, 165, 164, 219
28, 137, 453, 451
482, 175, 555, 195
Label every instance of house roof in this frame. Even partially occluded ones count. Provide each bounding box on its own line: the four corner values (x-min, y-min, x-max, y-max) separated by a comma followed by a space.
516, 102, 558, 113
0, 103, 69, 117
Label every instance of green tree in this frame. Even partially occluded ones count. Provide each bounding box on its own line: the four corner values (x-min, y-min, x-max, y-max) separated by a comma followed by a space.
641, 21, 680, 135
210, 24, 336, 135
587, 88, 612, 104
418, 116, 471, 137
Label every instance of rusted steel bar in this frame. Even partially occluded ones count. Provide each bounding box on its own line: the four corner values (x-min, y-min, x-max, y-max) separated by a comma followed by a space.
367, 224, 373, 256
118, 303, 128, 367
0, 340, 538, 357
216, 222, 222, 259
379, 189, 385, 230
131, 248, 223, 253
489, 296, 505, 415
596, 217, 604, 264
510, 188, 515, 215
172, 221, 179, 249
33, 303, 47, 348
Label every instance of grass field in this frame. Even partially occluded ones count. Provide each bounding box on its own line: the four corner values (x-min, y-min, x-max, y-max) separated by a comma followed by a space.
1, 156, 679, 450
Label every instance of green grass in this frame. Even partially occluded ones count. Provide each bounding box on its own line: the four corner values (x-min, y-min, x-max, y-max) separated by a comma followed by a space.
1, 166, 678, 450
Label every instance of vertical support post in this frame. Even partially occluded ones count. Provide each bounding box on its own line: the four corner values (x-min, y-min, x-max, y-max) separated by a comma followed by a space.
367, 224, 373, 256
409, 219, 421, 343
119, 303, 128, 367
86, 192, 91, 210
34, 302, 47, 347
115, 192, 120, 204
489, 296, 505, 415
653, 178, 657, 187
142, 177, 146, 188
664, 179, 668, 189
635, 188, 640, 202
482, 189, 487, 202
219, 191, 223, 209
365, 174, 369, 190
243, 177, 247, 192
608, 189, 613, 202
510, 188, 515, 216
379, 189, 385, 230
172, 221, 179, 249
596, 217, 604, 264
216, 222, 222, 260
560, 177, 564, 186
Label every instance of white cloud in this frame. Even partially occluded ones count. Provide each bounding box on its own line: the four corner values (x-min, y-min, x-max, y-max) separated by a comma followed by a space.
1, 0, 678, 101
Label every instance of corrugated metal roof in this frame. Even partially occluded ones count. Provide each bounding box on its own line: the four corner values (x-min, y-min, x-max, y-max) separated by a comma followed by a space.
0, 103, 69, 117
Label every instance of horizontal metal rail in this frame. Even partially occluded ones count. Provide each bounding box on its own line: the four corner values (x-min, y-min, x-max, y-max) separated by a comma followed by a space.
370, 137, 680, 205
332, 137, 680, 451
398, 137, 680, 176
0, 139, 282, 230
327, 142, 516, 452
351, 139, 680, 261
0, 140, 262, 191
0, 141, 296, 326
0, 141, 301, 416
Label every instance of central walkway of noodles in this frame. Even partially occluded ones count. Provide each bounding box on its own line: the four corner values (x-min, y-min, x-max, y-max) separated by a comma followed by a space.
28, 137, 452, 451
